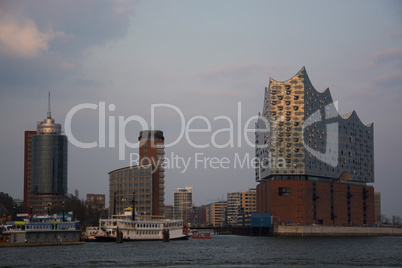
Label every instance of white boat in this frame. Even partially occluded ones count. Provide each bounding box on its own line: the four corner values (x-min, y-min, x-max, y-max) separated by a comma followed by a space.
96, 208, 188, 241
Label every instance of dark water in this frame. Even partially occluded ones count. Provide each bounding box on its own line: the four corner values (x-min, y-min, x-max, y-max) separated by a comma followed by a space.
1, 235, 402, 267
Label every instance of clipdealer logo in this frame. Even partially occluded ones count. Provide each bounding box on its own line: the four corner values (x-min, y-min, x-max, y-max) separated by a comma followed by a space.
64, 101, 339, 173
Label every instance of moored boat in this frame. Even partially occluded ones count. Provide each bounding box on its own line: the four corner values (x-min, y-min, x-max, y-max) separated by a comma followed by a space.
95, 208, 188, 241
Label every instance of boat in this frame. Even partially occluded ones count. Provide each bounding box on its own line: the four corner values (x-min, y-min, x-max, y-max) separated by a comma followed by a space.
83, 226, 101, 242
1, 212, 82, 246
191, 231, 211, 239
95, 208, 188, 241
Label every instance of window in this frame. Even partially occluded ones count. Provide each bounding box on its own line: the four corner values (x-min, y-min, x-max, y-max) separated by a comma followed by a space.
278, 187, 290, 196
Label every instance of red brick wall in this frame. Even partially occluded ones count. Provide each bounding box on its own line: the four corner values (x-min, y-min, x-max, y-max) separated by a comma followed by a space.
315, 182, 331, 225
333, 183, 348, 225
23, 130, 36, 213
349, 185, 364, 225
365, 186, 375, 225
257, 180, 313, 224
257, 180, 375, 226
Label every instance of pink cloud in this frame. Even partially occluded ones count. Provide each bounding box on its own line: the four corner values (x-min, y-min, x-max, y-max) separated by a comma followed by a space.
372, 47, 402, 64
0, 15, 66, 58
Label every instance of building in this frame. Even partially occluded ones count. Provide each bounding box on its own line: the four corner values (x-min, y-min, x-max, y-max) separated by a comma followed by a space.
139, 130, 165, 216
109, 165, 155, 216
255, 67, 375, 225
23, 130, 36, 212
109, 130, 165, 217
227, 189, 256, 224
86, 193, 106, 220
24, 94, 68, 215
86, 194, 105, 210
164, 205, 173, 219
194, 205, 209, 227
173, 187, 193, 224
208, 201, 227, 227
374, 192, 381, 225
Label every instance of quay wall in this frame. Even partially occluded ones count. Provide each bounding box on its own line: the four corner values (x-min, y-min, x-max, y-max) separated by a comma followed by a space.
273, 225, 402, 236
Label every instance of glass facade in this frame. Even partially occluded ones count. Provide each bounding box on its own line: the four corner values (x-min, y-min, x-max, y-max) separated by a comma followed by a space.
256, 67, 374, 183
31, 133, 68, 194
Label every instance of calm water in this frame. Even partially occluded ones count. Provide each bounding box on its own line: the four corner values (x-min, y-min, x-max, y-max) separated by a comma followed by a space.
1, 235, 402, 267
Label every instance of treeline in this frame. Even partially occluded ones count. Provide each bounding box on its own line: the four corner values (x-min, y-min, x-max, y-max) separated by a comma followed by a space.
50, 198, 105, 227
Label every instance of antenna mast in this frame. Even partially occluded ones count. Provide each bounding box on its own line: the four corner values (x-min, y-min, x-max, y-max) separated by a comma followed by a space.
47, 92, 51, 119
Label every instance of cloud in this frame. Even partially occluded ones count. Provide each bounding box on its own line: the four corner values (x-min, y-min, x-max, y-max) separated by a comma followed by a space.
373, 70, 402, 90
0, 0, 136, 92
372, 47, 402, 66
0, 17, 55, 58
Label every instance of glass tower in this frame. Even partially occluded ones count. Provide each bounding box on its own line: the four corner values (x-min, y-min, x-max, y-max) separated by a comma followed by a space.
31, 95, 68, 195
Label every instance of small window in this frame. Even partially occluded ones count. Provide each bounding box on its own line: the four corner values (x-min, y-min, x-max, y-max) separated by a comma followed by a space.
293, 95, 299, 100
285, 101, 291, 105
278, 95, 283, 100
278, 187, 290, 196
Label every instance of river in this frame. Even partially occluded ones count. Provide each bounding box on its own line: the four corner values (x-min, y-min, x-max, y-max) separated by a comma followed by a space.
1, 235, 402, 267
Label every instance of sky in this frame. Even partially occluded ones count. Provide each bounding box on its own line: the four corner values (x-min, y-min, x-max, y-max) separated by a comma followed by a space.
0, 0, 401, 218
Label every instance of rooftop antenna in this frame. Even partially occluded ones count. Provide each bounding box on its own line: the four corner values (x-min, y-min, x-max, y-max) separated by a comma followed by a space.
47, 92, 52, 119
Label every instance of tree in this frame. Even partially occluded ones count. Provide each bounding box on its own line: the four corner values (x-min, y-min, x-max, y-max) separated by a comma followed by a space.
381, 214, 390, 225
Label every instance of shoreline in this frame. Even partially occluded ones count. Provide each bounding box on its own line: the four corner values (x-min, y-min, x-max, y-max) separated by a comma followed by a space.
272, 225, 402, 237
0, 241, 85, 247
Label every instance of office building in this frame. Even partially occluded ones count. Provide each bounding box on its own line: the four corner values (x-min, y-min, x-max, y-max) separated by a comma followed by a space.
24, 94, 68, 215
109, 130, 165, 217
227, 189, 256, 224
208, 201, 227, 227
255, 67, 375, 225
174, 187, 193, 224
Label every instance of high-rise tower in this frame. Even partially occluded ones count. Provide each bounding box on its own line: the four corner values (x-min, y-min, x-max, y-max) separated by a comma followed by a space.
25, 93, 68, 215
138, 130, 165, 216
174, 187, 193, 224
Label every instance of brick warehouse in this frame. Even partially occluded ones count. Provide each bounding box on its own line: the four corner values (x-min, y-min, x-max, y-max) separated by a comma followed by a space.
256, 180, 374, 225
255, 67, 375, 225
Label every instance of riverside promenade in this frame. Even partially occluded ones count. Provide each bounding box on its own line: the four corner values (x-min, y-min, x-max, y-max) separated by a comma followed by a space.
272, 225, 402, 236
